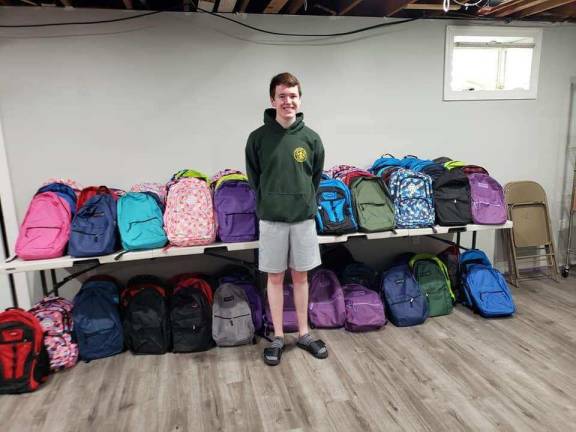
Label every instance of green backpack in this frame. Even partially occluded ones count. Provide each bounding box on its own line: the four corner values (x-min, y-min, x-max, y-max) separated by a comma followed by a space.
350, 177, 395, 233
409, 254, 455, 317
443, 160, 467, 170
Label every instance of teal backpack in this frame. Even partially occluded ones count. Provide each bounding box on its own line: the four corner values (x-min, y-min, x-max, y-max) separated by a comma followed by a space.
409, 254, 455, 317
117, 192, 167, 251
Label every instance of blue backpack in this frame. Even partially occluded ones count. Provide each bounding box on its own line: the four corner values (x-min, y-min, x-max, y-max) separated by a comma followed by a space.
460, 250, 516, 318
69, 194, 118, 257
316, 177, 358, 235
73, 277, 124, 361
380, 264, 428, 327
36, 183, 77, 217
369, 154, 403, 174
388, 168, 435, 228
117, 192, 167, 251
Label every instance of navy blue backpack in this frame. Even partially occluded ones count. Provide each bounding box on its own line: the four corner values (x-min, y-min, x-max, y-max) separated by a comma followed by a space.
460, 250, 516, 318
380, 264, 428, 327
69, 194, 118, 257
316, 177, 358, 235
73, 277, 124, 361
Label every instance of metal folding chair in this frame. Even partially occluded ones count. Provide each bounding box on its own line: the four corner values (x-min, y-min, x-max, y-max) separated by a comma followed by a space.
562, 171, 576, 277
504, 181, 560, 285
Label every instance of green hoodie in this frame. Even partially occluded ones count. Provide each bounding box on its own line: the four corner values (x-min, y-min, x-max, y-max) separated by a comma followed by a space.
245, 109, 325, 223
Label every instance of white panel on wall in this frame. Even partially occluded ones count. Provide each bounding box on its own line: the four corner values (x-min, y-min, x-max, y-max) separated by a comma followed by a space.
0, 8, 575, 301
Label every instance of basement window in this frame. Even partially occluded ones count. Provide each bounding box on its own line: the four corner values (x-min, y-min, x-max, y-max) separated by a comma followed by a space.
444, 26, 543, 101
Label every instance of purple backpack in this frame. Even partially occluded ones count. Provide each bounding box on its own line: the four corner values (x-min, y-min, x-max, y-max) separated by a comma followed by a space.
309, 270, 346, 328
343, 284, 386, 332
468, 173, 507, 225
219, 275, 263, 332
214, 179, 258, 242
264, 284, 299, 333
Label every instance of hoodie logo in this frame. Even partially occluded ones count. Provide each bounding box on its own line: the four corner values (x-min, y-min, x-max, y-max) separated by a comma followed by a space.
293, 147, 307, 163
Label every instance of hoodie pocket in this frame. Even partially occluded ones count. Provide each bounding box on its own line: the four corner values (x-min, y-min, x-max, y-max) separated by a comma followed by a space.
264, 192, 309, 220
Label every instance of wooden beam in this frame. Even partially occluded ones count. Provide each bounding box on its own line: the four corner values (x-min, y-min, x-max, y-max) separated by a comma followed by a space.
479, 0, 526, 15
287, 0, 305, 14
405, 3, 461, 10
545, 1, 576, 16
315, 4, 337, 14
489, 0, 559, 17
263, 0, 289, 13
381, 0, 419, 16
339, 0, 364, 15
517, 0, 576, 16
239, 0, 250, 12
217, 0, 237, 12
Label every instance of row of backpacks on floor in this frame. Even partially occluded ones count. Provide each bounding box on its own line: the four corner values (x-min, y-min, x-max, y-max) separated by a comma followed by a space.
14, 155, 507, 261
0, 246, 515, 394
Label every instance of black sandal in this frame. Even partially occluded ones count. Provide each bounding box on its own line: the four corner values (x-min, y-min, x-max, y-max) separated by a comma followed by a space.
297, 338, 328, 359
263, 345, 283, 366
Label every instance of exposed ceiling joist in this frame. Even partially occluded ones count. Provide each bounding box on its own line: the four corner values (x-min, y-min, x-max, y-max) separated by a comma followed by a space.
264, 0, 290, 13
546, 1, 576, 16
339, 0, 364, 15
516, 0, 576, 16
382, 0, 419, 16
287, 0, 306, 14
488, 0, 559, 16
404, 3, 461, 10
217, 0, 237, 12
479, 0, 525, 15
239, 0, 250, 12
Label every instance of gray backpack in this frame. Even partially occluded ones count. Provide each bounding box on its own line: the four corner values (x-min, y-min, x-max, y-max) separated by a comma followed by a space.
212, 283, 255, 347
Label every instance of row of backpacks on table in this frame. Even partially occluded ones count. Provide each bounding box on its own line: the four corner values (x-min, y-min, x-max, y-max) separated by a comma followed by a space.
0, 245, 515, 394
316, 155, 507, 235
14, 155, 506, 262
14, 169, 258, 261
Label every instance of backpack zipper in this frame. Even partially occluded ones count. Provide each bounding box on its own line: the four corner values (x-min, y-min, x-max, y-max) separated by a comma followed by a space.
12, 344, 17, 378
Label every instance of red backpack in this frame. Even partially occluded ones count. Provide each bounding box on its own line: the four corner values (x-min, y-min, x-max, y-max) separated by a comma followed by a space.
77, 186, 122, 210
0, 309, 50, 394
170, 274, 213, 304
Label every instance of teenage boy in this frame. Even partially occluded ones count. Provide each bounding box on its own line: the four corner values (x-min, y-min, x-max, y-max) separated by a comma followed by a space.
245, 72, 327, 366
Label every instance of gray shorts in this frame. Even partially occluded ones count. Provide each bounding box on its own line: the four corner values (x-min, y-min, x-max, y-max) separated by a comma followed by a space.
258, 219, 321, 273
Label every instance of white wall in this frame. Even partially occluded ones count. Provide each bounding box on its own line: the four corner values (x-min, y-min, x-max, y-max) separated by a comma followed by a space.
0, 8, 575, 303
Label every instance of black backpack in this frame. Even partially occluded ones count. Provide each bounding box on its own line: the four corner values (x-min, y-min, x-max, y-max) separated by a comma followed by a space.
433, 169, 473, 226
122, 275, 171, 355
438, 245, 462, 302
170, 277, 214, 353
341, 262, 379, 291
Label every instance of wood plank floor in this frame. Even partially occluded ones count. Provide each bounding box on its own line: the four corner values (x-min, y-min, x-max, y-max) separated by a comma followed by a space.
1, 277, 575, 432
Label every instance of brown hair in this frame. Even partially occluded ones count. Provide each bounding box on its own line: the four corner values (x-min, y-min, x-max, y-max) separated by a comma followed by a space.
269, 72, 302, 99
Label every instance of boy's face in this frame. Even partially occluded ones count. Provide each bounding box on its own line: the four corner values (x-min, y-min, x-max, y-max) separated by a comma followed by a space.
271, 84, 301, 122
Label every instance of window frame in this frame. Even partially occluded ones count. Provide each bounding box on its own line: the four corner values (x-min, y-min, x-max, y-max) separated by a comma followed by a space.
444, 25, 543, 101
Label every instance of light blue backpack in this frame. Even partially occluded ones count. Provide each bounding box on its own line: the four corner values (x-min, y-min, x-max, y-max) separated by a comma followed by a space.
117, 192, 167, 251
388, 168, 435, 228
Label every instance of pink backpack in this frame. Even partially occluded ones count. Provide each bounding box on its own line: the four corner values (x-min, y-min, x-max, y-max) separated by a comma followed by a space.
164, 178, 216, 246
130, 182, 167, 205
29, 297, 78, 371
15, 192, 72, 260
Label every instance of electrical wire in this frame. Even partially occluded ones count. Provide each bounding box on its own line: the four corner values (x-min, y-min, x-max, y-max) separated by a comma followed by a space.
0, 10, 162, 28
195, 7, 418, 37
0, 6, 418, 35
